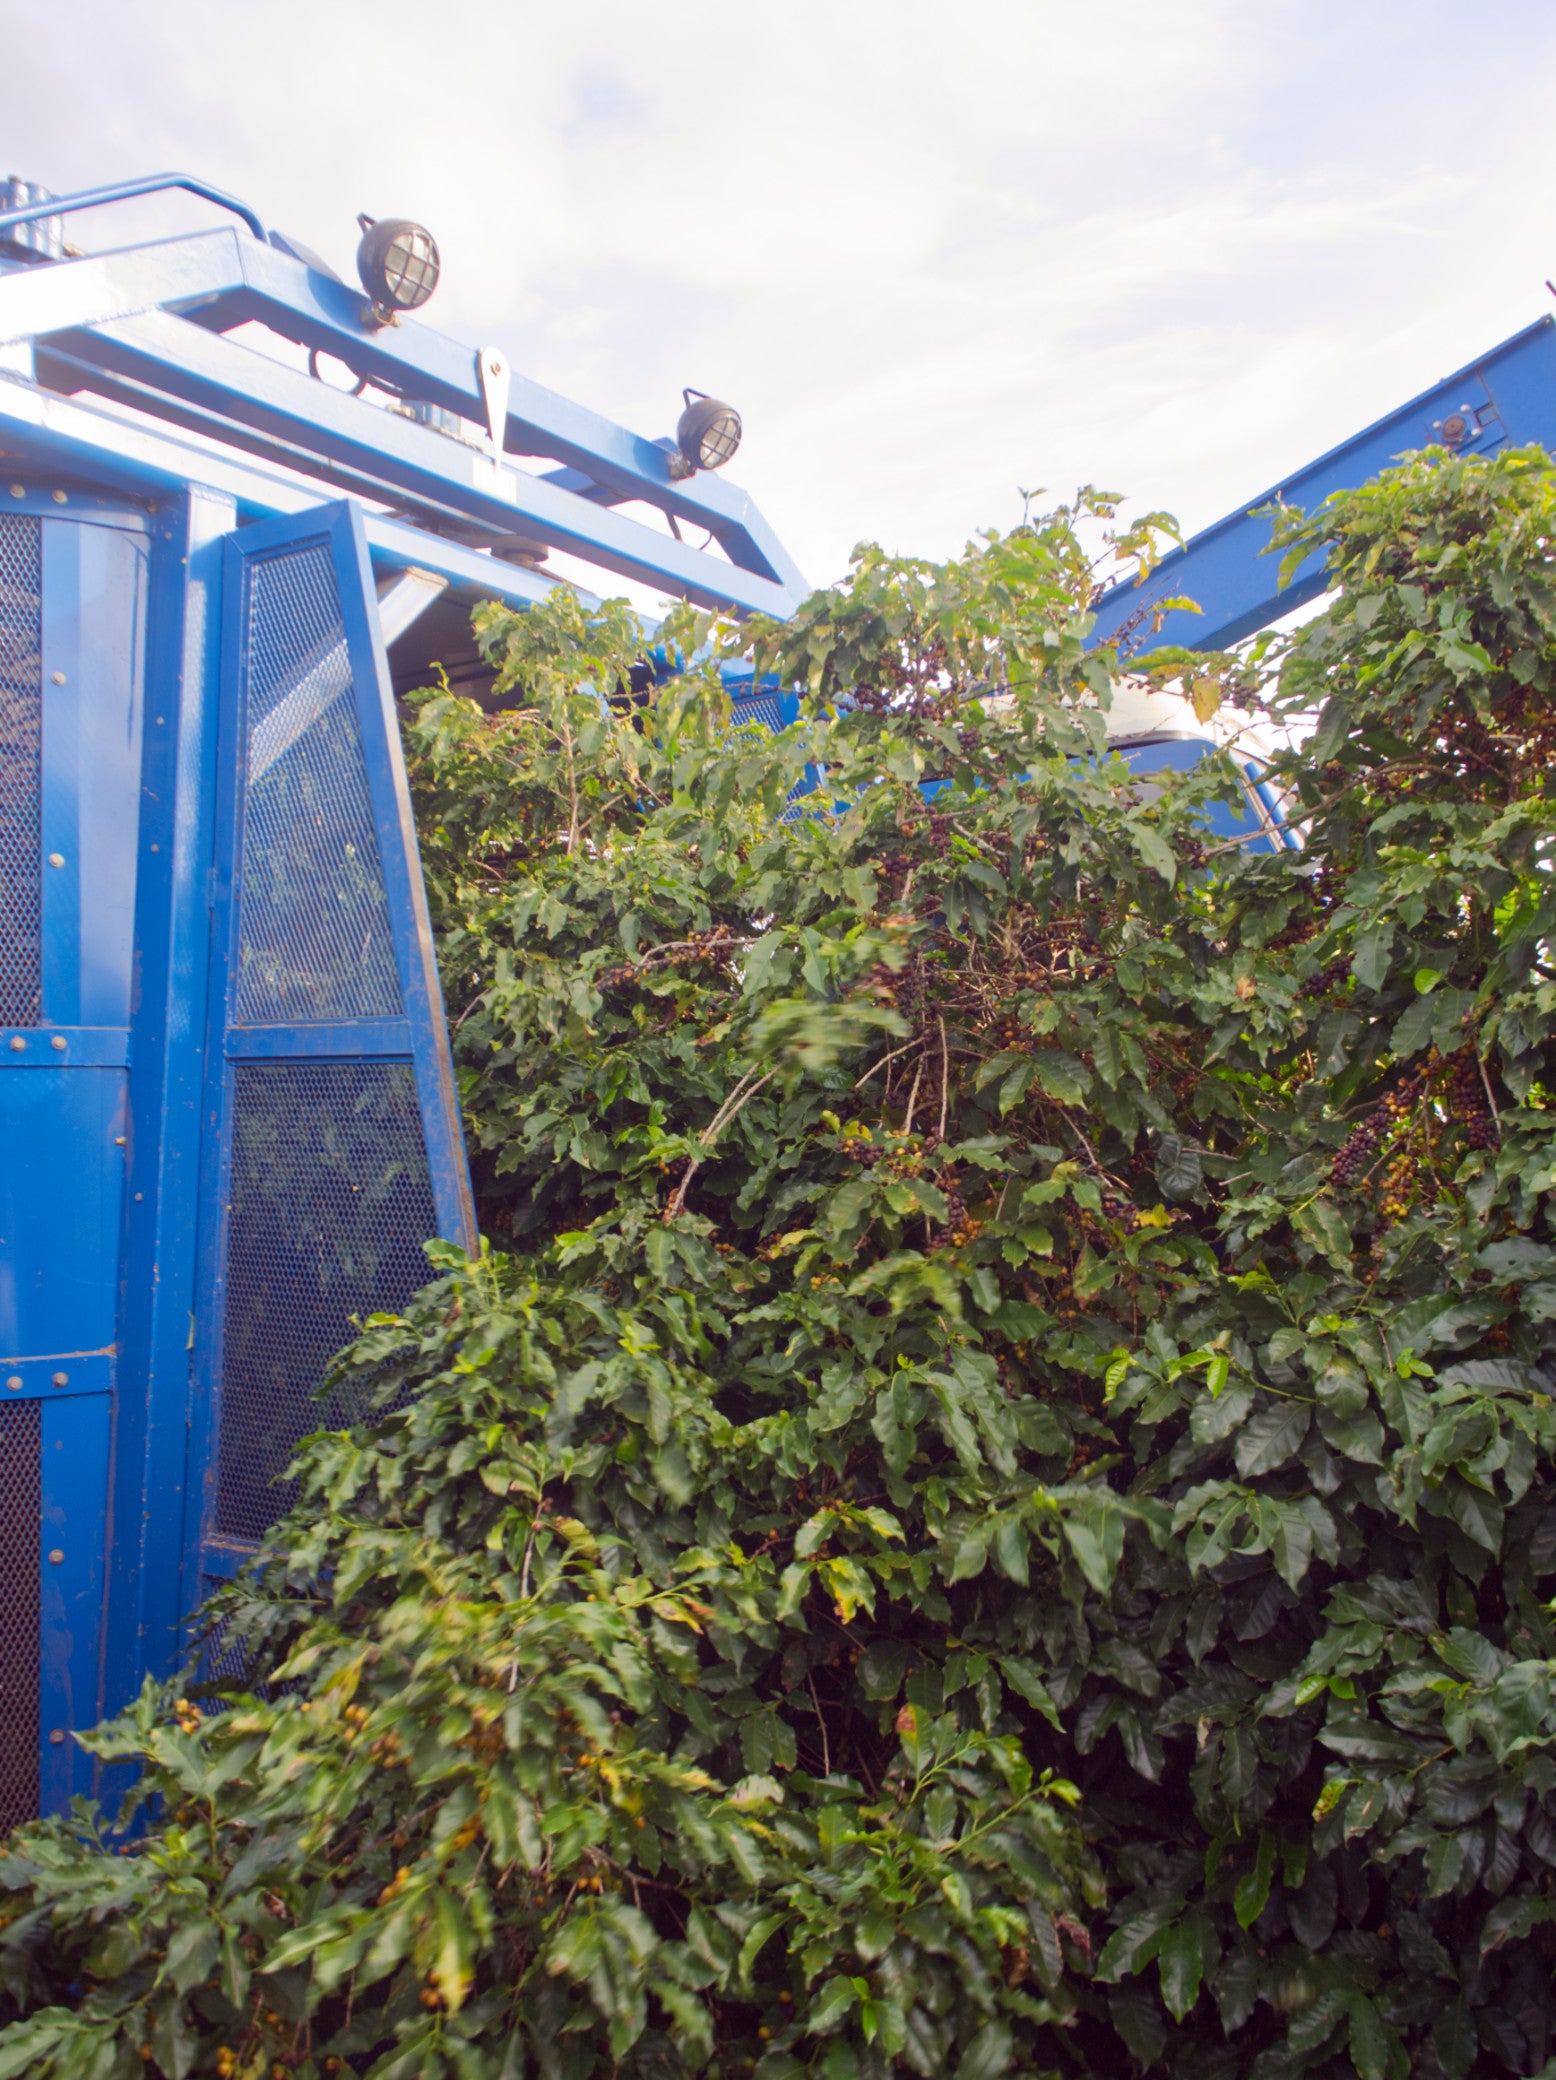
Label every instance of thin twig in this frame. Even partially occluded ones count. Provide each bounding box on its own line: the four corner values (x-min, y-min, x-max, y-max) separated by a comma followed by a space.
663, 1068, 777, 1221
854, 1038, 924, 1091
1477, 1052, 1502, 1130
937, 1017, 950, 1144
1202, 758, 1439, 857
807, 1670, 832, 1779
902, 1053, 926, 1138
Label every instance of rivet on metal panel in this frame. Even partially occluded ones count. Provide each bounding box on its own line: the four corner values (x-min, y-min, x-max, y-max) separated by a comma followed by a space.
3, 1377, 19, 1392
50, 1373, 67, 1387
8, 1037, 23, 1052
50, 490, 65, 504
47, 1550, 62, 1564
50, 671, 64, 686
113, 1135, 126, 1146
46, 853, 63, 868
47, 1730, 63, 1745
6, 485, 20, 498
49, 1035, 65, 1051
134, 1192, 144, 1202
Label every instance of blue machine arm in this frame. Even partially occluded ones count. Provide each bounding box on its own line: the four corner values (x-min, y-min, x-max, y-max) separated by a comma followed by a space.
1088, 314, 1556, 656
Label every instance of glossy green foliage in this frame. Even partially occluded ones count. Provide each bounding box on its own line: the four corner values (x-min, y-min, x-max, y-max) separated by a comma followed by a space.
5, 461, 1556, 2080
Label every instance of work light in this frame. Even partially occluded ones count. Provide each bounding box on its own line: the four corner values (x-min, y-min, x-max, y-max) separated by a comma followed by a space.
676, 390, 742, 473
355, 214, 440, 314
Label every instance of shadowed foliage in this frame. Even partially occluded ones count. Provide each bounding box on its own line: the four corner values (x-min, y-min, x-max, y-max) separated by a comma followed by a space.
3, 458, 1556, 2080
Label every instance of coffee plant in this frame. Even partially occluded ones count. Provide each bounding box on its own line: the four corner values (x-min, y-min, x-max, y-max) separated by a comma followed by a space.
3, 456, 1556, 2080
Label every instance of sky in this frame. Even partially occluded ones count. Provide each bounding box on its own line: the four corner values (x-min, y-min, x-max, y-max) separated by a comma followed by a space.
3, 0, 1555, 595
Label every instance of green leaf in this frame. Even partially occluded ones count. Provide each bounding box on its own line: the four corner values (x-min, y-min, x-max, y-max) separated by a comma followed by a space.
1155, 1134, 1202, 1201
1295, 1198, 1352, 1266
1097, 1907, 1171, 1982
1156, 1917, 1205, 2022
1433, 1999, 1477, 2080
1234, 1400, 1310, 1478
955, 2019, 1013, 2080
1234, 1832, 1276, 1930
1133, 822, 1177, 885
1000, 1656, 1063, 1729
1347, 1992, 1393, 2080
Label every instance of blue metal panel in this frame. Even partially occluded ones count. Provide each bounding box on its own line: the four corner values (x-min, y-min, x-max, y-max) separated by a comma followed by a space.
39, 516, 148, 1028
1089, 316, 1556, 656
0, 1028, 131, 1065
1115, 739, 1284, 852
225, 1018, 415, 1060
184, 498, 476, 1587
39, 1388, 111, 1811
0, 1068, 126, 1357
105, 489, 234, 1711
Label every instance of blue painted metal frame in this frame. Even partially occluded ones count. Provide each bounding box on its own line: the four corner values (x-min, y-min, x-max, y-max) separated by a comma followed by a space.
1089, 315, 1556, 656
0, 195, 809, 614
184, 497, 476, 1587
0, 172, 269, 244
104, 488, 233, 1720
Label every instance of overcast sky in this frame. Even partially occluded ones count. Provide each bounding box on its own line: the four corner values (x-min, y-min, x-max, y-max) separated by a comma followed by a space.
4, 0, 1555, 594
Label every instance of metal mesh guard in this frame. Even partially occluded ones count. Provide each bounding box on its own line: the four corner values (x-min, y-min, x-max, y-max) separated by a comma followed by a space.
214, 1060, 438, 1542
0, 515, 42, 1027
236, 543, 402, 1024
0, 1401, 40, 1832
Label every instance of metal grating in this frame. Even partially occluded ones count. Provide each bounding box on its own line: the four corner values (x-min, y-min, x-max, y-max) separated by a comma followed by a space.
729, 693, 820, 821
0, 515, 42, 1027
214, 1060, 437, 1542
0, 1401, 40, 1832
235, 543, 401, 1024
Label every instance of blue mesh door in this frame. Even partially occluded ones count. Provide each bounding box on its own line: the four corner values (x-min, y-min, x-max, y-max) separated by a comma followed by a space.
194, 502, 473, 1563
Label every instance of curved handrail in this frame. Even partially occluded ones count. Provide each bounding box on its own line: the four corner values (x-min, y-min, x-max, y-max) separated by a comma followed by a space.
0, 173, 267, 245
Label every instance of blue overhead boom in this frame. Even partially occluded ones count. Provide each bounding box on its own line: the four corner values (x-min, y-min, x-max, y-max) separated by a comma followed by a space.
1088, 314, 1556, 655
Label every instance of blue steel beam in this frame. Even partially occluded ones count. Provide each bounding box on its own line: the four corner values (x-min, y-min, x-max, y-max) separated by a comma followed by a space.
0, 225, 808, 609
40, 307, 796, 613
1088, 315, 1556, 656
45, 309, 796, 614
0, 366, 584, 610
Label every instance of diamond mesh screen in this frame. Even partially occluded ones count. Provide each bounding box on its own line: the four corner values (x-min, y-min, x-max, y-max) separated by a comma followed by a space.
214, 1060, 437, 1542
235, 543, 401, 1024
0, 1401, 40, 1832
0, 516, 42, 1028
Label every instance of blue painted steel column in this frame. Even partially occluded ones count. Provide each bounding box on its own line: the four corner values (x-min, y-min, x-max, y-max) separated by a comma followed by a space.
103, 485, 232, 1721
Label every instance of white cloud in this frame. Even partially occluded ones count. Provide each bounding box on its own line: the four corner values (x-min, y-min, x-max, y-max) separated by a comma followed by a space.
4, 0, 1555, 590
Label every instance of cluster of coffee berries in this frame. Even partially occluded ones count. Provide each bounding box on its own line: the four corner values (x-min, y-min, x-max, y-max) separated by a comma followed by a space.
598, 925, 736, 992
1100, 1189, 1150, 1236
1301, 958, 1352, 1000
936, 1172, 974, 1248
1330, 1080, 1417, 1189
1449, 1048, 1500, 1151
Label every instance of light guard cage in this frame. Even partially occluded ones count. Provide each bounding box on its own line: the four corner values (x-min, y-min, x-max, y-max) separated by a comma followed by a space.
2, 170, 1553, 1828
